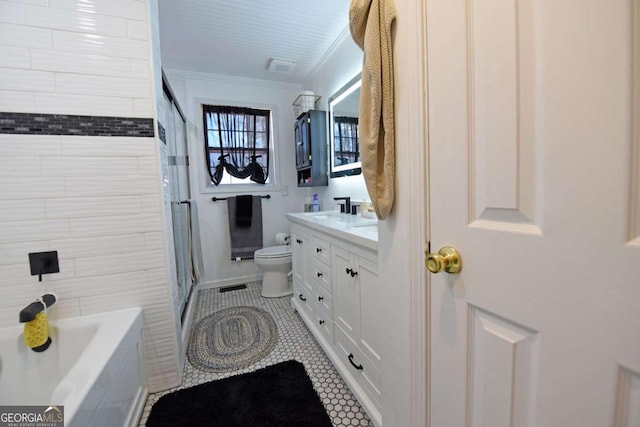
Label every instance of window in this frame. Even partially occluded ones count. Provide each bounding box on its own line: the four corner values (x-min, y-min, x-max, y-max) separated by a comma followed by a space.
333, 116, 359, 166
203, 105, 271, 185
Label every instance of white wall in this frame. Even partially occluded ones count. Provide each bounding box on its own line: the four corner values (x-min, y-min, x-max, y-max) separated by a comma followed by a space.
305, 17, 426, 426
0, 0, 181, 393
164, 70, 306, 286
301, 29, 369, 210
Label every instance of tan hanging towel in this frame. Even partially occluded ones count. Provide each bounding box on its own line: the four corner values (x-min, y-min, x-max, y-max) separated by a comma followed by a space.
349, 0, 397, 219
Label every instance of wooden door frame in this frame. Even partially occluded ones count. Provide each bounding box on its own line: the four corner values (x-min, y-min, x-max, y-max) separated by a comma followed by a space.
394, 0, 430, 425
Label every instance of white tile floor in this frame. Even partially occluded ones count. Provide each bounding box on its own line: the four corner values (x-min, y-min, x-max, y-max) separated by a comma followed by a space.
139, 282, 373, 426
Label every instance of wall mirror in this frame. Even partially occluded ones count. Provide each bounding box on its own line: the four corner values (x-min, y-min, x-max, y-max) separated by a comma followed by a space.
329, 74, 362, 178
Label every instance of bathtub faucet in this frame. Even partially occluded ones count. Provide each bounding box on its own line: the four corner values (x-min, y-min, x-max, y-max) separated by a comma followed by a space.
19, 293, 56, 352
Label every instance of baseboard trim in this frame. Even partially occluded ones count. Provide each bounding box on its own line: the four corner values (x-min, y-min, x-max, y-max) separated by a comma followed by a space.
198, 274, 262, 291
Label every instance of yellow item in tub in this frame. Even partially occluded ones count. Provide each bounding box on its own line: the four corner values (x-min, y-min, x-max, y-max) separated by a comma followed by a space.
20, 294, 56, 352
23, 311, 51, 350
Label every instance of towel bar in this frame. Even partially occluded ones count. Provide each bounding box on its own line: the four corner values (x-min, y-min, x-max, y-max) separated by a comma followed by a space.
211, 194, 271, 202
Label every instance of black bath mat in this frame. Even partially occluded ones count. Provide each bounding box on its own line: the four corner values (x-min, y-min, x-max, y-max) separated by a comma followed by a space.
146, 360, 333, 427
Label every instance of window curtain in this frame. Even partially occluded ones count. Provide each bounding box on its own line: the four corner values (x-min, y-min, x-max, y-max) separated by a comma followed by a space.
203, 105, 270, 185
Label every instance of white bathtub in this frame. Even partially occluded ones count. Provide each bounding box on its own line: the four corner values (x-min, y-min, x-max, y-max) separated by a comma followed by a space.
0, 308, 146, 427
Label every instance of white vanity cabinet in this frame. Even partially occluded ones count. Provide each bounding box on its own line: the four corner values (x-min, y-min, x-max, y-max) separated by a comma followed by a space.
288, 213, 382, 426
332, 244, 382, 408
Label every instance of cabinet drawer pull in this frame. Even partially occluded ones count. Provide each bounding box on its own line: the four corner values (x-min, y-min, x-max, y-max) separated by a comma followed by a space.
345, 267, 352, 275
299, 294, 307, 301
316, 272, 323, 277
319, 320, 325, 325
316, 247, 322, 253
350, 270, 358, 277
296, 239, 303, 244
348, 353, 363, 371
318, 296, 324, 301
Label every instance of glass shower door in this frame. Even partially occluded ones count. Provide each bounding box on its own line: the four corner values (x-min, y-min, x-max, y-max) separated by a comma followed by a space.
164, 93, 193, 321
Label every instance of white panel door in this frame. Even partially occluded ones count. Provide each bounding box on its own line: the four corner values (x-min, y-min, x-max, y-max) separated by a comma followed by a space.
426, 0, 640, 426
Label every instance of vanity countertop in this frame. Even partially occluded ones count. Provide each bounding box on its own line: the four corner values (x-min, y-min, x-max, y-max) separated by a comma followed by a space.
287, 211, 378, 251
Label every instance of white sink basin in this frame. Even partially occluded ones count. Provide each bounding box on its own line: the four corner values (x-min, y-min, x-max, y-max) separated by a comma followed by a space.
308, 212, 378, 228
309, 211, 346, 220
287, 211, 379, 249
350, 220, 378, 228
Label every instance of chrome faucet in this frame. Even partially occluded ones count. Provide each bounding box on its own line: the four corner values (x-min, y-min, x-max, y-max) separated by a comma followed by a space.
333, 197, 351, 213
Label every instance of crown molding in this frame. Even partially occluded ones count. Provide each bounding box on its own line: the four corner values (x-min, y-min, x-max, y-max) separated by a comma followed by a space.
306, 25, 353, 83
163, 68, 303, 92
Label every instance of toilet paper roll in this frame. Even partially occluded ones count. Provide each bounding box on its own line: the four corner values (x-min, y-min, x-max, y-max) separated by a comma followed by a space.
275, 233, 290, 245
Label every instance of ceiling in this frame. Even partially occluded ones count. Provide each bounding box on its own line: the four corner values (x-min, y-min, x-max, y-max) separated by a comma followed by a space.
157, 0, 351, 84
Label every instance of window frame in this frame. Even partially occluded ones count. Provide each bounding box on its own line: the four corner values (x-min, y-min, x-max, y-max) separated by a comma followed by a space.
194, 98, 280, 195
203, 104, 271, 186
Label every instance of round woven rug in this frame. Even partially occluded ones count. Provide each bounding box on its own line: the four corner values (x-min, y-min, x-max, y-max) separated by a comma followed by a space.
187, 306, 279, 372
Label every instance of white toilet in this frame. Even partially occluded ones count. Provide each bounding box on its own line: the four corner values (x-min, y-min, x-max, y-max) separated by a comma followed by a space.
254, 244, 292, 298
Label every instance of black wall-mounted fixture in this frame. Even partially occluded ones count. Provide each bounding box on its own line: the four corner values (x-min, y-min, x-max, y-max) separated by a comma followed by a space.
28, 251, 60, 282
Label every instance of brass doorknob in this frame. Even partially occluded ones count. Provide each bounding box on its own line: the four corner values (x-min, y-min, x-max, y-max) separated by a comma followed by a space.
426, 246, 462, 274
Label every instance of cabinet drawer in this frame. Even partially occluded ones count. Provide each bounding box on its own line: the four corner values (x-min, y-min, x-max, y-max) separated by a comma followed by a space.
315, 285, 332, 317
312, 260, 331, 293
310, 236, 330, 266
294, 287, 313, 318
335, 326, 381, 406
315, 311, 333, 344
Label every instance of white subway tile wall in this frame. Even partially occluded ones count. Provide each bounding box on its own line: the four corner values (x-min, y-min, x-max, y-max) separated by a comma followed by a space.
0, 0, 153, 118
0, 46, 30, 68
0, 67, 55, 92
30, 49, 131, 78
34, 93, 136, 117
0, 0, 181, 394
0, 23, 53, 49
0, 90, 35, 113
45, 196, 144, 219
0, 134, 62, 156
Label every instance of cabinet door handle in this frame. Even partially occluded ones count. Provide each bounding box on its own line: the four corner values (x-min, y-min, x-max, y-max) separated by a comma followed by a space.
318, 296, 324, 301
350, 270, 358, 277
319, 320, 325, 325
316, 272, 323, 277
299, 294, 307, 301
348, 353, 363, 371
316, 248, 322, 253
345, 268, 352, 275
296, 239, 303, 244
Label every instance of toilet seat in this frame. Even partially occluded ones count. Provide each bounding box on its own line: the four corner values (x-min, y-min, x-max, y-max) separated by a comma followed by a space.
255, 245, 291, 259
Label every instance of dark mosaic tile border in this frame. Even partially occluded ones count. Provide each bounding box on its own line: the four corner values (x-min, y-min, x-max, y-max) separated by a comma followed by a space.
0, 112, 155, 137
